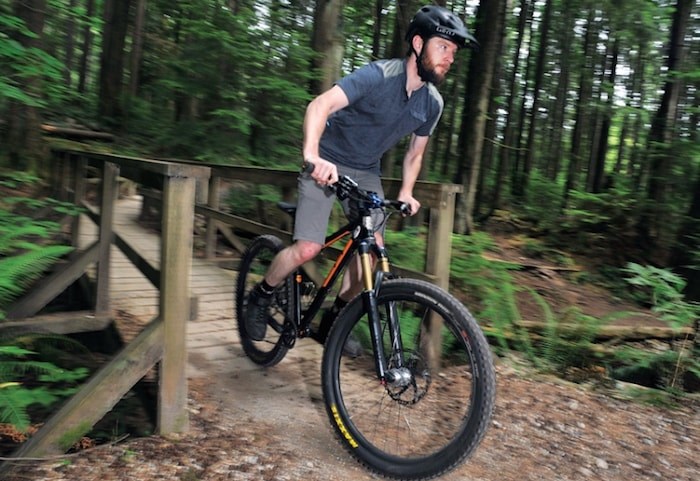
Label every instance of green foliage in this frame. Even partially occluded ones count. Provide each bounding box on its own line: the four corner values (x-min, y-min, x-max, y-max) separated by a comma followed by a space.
521, 171, 565, 232
553, 184, 641, 264
0, 11, 67, 109
0, 174, 78, 318
384, 227, 426, 272
0, 337, 89, 432
606, 263, 700, 393
623, 263, 700, 330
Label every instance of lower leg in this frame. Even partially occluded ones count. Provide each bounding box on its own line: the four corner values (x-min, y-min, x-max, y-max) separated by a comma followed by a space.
264, 239, 322, 287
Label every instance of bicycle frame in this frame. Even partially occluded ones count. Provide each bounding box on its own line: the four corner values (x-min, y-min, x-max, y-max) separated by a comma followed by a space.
287, 207, 404, 384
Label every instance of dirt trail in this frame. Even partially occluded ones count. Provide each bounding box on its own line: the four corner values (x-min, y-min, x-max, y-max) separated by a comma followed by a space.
7, 336, 699, 481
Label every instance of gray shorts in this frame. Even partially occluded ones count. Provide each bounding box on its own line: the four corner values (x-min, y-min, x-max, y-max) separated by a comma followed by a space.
294, 165, 385, 245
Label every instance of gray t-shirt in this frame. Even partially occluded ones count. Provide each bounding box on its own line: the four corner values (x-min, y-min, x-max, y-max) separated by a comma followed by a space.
319, 58, 444, 175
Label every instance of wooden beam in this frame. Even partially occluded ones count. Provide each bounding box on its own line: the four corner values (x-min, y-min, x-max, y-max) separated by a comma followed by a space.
0, 311, 111, 335
5, 242, 100, 320
42, 124, 115, 142
1, 317, 164, 464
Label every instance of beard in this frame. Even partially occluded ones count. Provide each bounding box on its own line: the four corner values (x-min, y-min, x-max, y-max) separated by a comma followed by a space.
416, 48, 448, 85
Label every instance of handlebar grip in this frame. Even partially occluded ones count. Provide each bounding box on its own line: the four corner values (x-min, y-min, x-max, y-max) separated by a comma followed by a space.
301, 161, 315, 174
400, 203, 412, 216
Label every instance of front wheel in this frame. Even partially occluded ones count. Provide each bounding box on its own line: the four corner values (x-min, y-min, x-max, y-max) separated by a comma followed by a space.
321, 278, 496, 480
235, 235, 293, 367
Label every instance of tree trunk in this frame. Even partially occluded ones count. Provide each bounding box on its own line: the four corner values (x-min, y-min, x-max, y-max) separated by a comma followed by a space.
454, 0, 507, 234
492, 0, 531, 211
668, 171, 700, 302
129, 0, 147, 97
638, 0, 693, 251
98, 0, 132, 122
63, 0, 78, 88
78, 0, 96, 94
372, 0, 384, 60
590, 35, 619, 193
545, 6, 574, 181
311, 0, 346, 95
563, 8, 596, 204
520, 0, 552, 198
5, 0, 47, 173
510, 1, 535, 198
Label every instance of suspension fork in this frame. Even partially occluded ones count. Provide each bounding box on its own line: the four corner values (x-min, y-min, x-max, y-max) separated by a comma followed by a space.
360, 242, 406, 383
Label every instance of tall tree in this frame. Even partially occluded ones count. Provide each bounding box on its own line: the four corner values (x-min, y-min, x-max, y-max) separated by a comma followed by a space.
98, 0, 132, 122
638, 0, 694, 251
4, 0, 47, 172
455, 0, 508, 234
491, 0, 532, 210
563, 6, 597, 203
311, 0, 346, 95
77, 0, 97, 94
517, 0, 553, 197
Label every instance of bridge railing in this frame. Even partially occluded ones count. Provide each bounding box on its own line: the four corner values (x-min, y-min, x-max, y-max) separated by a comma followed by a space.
144, 160, 463, 290
2, 149, 210, 464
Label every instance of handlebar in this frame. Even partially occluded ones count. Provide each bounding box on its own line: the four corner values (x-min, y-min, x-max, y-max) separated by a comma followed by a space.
301, 162, 411, 216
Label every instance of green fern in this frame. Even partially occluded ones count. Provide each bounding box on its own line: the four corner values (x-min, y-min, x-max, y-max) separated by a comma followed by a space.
0, 245, 74, 309
0, 344, 89, 432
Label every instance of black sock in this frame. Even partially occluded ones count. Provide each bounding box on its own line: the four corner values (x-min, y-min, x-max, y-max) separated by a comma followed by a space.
258, 280, 276, 296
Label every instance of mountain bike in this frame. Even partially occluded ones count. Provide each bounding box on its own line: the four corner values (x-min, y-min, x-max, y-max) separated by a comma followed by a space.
234, 167, 496, 480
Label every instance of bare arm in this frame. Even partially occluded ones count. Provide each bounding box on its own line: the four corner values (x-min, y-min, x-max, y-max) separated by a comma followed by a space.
302, 85, 349, 185
398, 134, 429, 215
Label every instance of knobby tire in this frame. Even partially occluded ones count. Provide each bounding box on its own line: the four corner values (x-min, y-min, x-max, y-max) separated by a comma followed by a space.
235, 235, 293, 367
321, 278, 496, 480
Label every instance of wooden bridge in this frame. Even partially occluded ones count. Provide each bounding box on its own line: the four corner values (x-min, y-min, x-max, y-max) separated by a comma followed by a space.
0, 148, 462, 465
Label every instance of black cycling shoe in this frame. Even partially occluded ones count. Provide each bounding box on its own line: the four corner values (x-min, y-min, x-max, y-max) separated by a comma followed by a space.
244, 284, 273, 341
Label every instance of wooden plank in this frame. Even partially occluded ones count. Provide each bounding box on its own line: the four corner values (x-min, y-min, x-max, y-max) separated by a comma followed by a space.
57, 149, 210, 179
5, 242, 100, 320
2, 317, 164, 462
0, 311, 111, 335
113, 232, 160, 288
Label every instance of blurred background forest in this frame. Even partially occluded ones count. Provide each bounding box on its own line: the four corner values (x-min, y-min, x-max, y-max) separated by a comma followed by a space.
0, 0, 698, 299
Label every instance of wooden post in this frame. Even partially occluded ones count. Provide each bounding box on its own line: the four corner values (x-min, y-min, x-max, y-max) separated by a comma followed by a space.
158, 175, 195, 434
424, 187, 459, 369
425, 188, 458, 289
204, 174, 220, 259
95, 162, 118, 317
71, 155, 87, 248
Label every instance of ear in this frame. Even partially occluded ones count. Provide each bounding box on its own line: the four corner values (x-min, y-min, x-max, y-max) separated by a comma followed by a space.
411, 34, 424, 54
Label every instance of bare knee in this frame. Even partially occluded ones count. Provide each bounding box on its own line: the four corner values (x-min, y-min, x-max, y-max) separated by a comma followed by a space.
291, 240, 322, 264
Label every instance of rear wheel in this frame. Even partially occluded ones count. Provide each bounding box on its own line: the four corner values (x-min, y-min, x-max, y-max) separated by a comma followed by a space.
235, 235, 293, 367
322, 278, 496, 480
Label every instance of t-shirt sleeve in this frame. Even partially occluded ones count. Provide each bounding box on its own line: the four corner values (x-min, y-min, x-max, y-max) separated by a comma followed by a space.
335, 63, 384, 105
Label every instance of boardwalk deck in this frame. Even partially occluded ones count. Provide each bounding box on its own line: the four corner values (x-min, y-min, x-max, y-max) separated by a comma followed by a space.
79, 195, 322, 381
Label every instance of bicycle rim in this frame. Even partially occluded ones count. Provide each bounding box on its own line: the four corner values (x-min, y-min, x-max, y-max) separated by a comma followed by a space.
322, 279, 495, 480
235, 235, 292, 367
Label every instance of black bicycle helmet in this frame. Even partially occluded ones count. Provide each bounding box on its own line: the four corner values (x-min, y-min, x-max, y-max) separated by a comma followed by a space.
406, 5, 478, 50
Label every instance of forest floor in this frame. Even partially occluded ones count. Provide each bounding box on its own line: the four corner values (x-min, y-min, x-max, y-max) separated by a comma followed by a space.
2, 195, 699, 481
